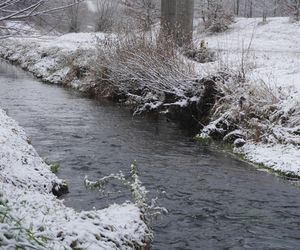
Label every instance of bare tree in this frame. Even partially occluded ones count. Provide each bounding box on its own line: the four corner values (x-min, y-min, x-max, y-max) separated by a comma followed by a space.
176, 0, 194, 47
234, 0, 240, 16
251, 0, 278, 23
66, 0, 81, 32
248, 0, 253, 17
262, 0, 268, 23
200, 0, 234, 32
160, 0, 194, 47
160, 0, 177, 39
94, 0, 118, 32
282, 0, 300, 21
123, 0, 159, 31
0, 0, 84, 37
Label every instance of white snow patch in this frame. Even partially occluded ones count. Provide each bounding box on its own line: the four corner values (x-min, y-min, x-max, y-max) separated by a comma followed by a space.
195, 17, 300, 93
235, 142, 300, 176
0, 109, 60, 192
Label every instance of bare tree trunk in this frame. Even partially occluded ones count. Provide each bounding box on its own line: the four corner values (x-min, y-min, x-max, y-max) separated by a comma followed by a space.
236, 0, 240, 16
176, 0, 194, 47
160, 0, 194, 47
249, 0, 253, 17
160, 0, 177, 39
274, 0, 279, 16
296, 0, 300, 21
68, 0, 80, 32
262, 1, 267, 23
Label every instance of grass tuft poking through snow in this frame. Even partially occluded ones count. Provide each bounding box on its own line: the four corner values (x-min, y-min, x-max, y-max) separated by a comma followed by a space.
85, 161, 168, 227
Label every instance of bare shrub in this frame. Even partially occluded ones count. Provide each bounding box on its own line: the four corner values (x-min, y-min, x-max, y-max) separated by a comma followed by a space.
94, 0, 119, 32
0, 0, 84, 36
122, 0, 159, 32
205, 73, 300, 145
201, 0, 234, 33
281, 0, 300, 22
66, 0, 81, 33
94, 32, 197, 113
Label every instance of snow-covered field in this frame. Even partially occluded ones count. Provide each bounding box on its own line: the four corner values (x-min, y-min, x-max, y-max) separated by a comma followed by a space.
0, 17, 299, 177
0, 109, 150, 249
195, 17, 300, 92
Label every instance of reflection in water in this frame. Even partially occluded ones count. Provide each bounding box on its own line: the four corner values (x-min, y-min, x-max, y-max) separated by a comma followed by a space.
1, 60, 300, 249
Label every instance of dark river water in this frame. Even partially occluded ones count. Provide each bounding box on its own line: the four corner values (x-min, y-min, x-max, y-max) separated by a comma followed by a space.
1, 60, 300, 250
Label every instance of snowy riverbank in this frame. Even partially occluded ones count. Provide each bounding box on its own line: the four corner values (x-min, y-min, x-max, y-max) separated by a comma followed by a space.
0, 109, 151, 249
195, 17, 300, 177
0, 33, 104, 92
0, 17, 299, 178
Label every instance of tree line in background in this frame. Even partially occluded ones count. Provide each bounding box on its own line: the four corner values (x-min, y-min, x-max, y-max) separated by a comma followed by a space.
78, 0, 300, 34
0, 0, 299, 41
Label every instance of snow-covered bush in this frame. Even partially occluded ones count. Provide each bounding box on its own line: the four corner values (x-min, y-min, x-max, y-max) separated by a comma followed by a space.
94, 32, 198, 113
94, 0, 119, 32
201, 73, 300, 146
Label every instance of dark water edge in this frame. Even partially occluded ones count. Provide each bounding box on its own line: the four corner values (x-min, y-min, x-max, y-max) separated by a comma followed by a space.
1, 60, 300, 250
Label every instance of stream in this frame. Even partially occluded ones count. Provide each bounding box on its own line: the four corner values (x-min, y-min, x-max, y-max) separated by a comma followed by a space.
1, 60, 300, 249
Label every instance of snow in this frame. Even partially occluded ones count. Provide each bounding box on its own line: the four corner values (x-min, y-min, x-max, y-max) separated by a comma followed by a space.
0, 109, 150, 249
0, 109, 60, 192
1, 21, 41, 37
235, 142, 300, 177
0, 33, 108, 91
195, 17, 300, 93
195, 17, 300, 176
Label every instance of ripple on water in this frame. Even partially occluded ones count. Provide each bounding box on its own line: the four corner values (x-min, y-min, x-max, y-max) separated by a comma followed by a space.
1, 60, 300, 249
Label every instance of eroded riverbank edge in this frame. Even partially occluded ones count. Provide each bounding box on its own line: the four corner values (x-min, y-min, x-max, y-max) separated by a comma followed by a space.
0, 36, 299, 179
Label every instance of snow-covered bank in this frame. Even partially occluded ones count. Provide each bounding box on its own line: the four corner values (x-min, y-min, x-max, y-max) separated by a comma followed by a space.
196, 17, 300, 177
0, 33, 106, 93
0, 109, 151, 249
0, 110, 65, 193
235, 142, 300, 177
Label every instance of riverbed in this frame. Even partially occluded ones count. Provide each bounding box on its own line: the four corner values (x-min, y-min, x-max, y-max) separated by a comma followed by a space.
1, 60, 300, 249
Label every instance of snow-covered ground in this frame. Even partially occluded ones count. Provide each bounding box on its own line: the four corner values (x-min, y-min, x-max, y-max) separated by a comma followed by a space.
0, 32, 110, 91
195, 17, 300, 92
0, 109, 150, 249
195, 17, 300, 177
235, 143, 300, 177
